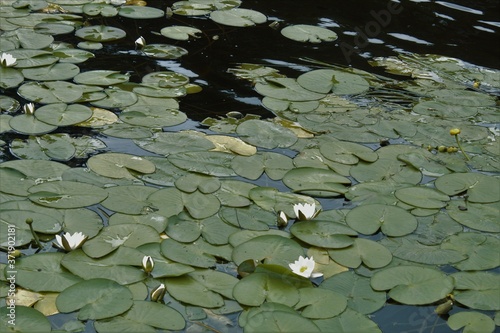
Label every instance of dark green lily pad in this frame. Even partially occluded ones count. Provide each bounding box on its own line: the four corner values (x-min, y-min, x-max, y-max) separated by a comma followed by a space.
82, 3, 118, 17
12, 252, 82, 292
87, 153, 156, 179
441, 233, 500, 271
446, 200, 499, 232
182, 191, 221, 219
168, 151, 236, 176
52, 48, 95, 64
291, 221, 357, 249
447, 311, 495, 333
100, 185, 159, 215
56, 278, 133, 320
0, 306, 51, 333
210, 8, 266, 27
28, 180, 108, 208
9, 114, 57, 135
313, 308, 381, 333
220, 205, 276, 231
232, 235, 304, 266
346, 203, 418, 236
320, 271, 386, 314
75, 25, 126, 42
255, 77, 326, 102
73, 70, 129, 86
283, 167, 351, 197
142, 44, 188, 59
452, 271, 500, 311
236, 119, 298, 149
34, 103, 92, 126
329, 238, 392, 268
295, 287, 348, 319
281, 24, 337, 43
297, 69, 369, 95
160, 26, 202, 40
371, 265, 454, 305
135, 131, 214, 155
435, 172, 500, 203
118, 5, 164, 19
10, 134, 76, 161
394, 186, 450, 209
21, 63, 80, 81
161, 238, 231, 268
164, 275, 224, 308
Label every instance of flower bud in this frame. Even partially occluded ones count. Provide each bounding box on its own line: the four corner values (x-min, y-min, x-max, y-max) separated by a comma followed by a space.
150, 283, 166, 302
437, 146, 447, 152
142, 255, 154, 274
449, 128, 461, 136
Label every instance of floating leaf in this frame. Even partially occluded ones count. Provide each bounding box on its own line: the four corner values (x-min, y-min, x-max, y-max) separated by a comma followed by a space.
75, 25, 126, 42
320, 271, 386, 314
10, 134, 76, 161
435, 172, 500, 203
313, 308, 381, 333
118, 5, 164, 19
447, 311, 496, 333
281, 24, 337, 43
210, 8, 266, 27
255, 78, 326, 102
168, 151, 236, 176
452, 271, 500, 311
161, 238, 228, 268
142, 44, 188, 59
383, 238, 466, 265
283, 167, 351, 197
346, 204, 418, 236
371, 266, 454, 305
160, 26, 202, 40
231, 151, 294, 180
220, 205, 276, 231
236, 119, 298, 149
329, 238, 392, 268
56, 278, 133, 320
100, 185, 158, 215
297, 69, 369, 95
0, 306, 51, 333
28, 180, 108, 208
446, 200, 499, 233
182, 191, 221, 219
73, 70, 129, 86
295, 288, 347, 319
232, 235, 304, 266
290, 221, 357, 249
394, 186, 450, 209
21, 63, 80, 81
0, 67, 24, 89
441, 233, 500, 271
9, 114, 57, 135
135, 131, 214, 155
34, 103, 92, 126
87, 153, 155, 179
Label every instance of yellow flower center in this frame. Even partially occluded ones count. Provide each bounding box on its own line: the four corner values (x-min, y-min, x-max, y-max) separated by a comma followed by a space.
300, 266, 307, 273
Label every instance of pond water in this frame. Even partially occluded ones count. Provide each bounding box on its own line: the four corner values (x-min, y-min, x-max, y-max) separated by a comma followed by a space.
0, 0, 499, 332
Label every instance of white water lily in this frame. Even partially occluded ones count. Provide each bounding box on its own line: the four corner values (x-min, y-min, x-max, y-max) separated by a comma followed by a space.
23, 103, 35, 115
277, 211, 288, 227
293, 202, 319, 220
135, 36, 146, 48
0, 53, 16, 67
54, 232, 87, 251
110, 0, 126, 5
289, 256, 323, 278
142, 255, 155, 274
150, 283, 166, 302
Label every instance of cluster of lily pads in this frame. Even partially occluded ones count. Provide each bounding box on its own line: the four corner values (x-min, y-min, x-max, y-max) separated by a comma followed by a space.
1, 0, 499, 332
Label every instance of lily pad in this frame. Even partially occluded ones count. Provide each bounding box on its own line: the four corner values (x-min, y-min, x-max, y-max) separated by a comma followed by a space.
446, 200, 499, 232
236, 119, 298, 149
220, 205, 276, 231
34, 103, 92, 126
383, 238, 467, 265
441, 233, 500, 271
100, 185, 159, 215
346, 204, 418, 236
295, 287, 348, 319
56, 278, 133, 320
168, 151, 236, 176
328, 238, 392, 268
0, 67, 24, 89
182, 191, 221, 219
0, 306, 51, 333
73, 70, 129, 86
447, 311, 495, 333
283, 167, 351, 197
160, 26, 202, 40
435, 172, 500, 203
297, 69, 370, 95
210, 8, 267, 27
281, 24, 337, 43
28, 180, 108, 208
118, 5, 164, 19
370, 265, 454, 305
87, 153, 156, 179
394, 186, 450, 209
161, 238, 231, 268
164, 275, 224, 308
21, 63, 80, 81
9, 114, 57, 135
290, 221, 357, 249
452, 271, 500, 311
142, 44, 188, 59
75, 25, 126, 42
135, 131, 215, 155
255, 78, 326, 102
231, 151, 294, 180
232, 234, 304, 266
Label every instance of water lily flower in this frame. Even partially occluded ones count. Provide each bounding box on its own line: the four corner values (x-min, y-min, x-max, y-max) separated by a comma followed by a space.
23, 103, 35, 115
110, 0, 126, 5
0, 53, 16, 67
449, 128, 470, 161
135, 36, 146, 48
150, 283, 166, 302
449, 128, 461, 136
293, 202, 319, 220
54, 232, 87, 251
289, 256, 323, 278
277, 211, 288, 227
142, 255, 155, 274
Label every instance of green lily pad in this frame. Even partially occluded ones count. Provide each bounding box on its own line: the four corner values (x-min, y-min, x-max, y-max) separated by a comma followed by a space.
452, 271, 500, 311
52, 48, 95, 64
249, 186, 319, 217
90, 88, 138, 108
242, 305, 320, 332
410, 212, 463, 245
61, 208, 103, 238
34, 103, 92, 126
119, 106, 187, 128
255, 77, 326, 102
12, 252, 82, 292
160, 238, 231, 268
283, 167, 351, 197
320, 271, 386, 314
82, 3, 118, 17
73, 70, 129, 86
175, 173, 221, 193
290, 221, 357, 249
16, 27, 54, 49
329, 238, 392, 268
94, 300, 185, 332
56, 278, 133, 320
141, 71, 190, 87
10, 134, 76, 161
297, 69, 369, 95
28, 180, 108, 208
446, 200, 499, 232
232, 234, 304, 266
100, 185, 159, 215
435, 172, 500, 203
220, 205, 276, 231
164, 275, 224, 308
210, 8, 267, 27
313, 308, 381, 333
346, 203, 418, 236
75, 25, 126, 42
135, 131, 214, 155
165, 212, 201, 242
236, 119, 298, 149
447, 311, 495, 333
109, 212, 167, 233
201, 214, 240, 245
137, 243, 194, 278
21, 63, 80, 81
0, 159, 70, 181
118, 5, 164, 19
0, 67, 24, 89
9, 114, 57, 135
295, 287, 348, 319
441, 233, 500, 271
160, 26, 202, 40
147, 187, 185, 217
281, 24, 337, 43
233, 265, 311, 307
350, 158, 422, 184
168, 151, 236, 176
0, 306, 51, 333
370, 265, 454, 305
82, 224, 160, 258
142, 44, 188, 59
182, 191, 221, 219
394, 186, 450, 209
214, 179, 255, 207
87, 153, 156, 179
61, 248, 146, 284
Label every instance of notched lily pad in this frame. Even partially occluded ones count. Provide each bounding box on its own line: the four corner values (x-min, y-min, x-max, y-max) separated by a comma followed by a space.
281, 24, 338, 43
